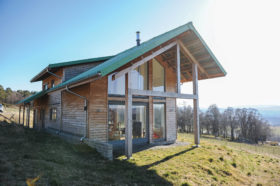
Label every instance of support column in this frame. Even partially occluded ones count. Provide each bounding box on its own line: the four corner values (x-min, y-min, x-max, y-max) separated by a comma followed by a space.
192, 63, 200, 146
27, 105, 30, 128
125, 72, 133, 159
177, 43, 181, 93
148, 60, 153, 144
23, 105, 25, 127
19, 106, 21, 125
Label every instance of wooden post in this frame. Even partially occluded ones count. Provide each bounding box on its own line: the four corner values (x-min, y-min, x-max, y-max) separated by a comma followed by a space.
125, 72, 133, 159
27, 105, 30, 128
148, 60, 153, 144
192, 63, 200, 146
23, 105, 25, 127
19, 106, 21, 125
177, 43, 181, 93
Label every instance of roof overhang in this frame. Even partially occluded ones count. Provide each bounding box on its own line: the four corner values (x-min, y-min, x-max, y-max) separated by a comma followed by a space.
20, 22, 226, 104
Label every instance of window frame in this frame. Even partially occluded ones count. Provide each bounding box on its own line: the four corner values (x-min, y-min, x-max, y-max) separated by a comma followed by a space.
49, 108, 57, 121
51, 80, 55, 88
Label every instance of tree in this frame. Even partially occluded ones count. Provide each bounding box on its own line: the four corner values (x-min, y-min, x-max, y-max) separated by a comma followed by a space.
223, 107, 237, 140
206, 104, 220, 137
0, 85, 5, 102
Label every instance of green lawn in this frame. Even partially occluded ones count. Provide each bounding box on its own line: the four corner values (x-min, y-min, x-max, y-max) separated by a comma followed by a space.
0, 124, 280, 185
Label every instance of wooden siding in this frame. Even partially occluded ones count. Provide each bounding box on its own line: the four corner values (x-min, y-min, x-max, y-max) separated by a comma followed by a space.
63, 63, 102, 82
42, 69, 63, 89
88, 77, 108, 142
61, 84, 89, 136
44, 90, 62, 130
166, 97, 177, 141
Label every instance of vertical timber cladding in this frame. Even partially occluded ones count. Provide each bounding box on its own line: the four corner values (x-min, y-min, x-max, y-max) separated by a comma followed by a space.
45, 90, 62, 130
61, 84, 89, 136
63, 63, 102, 82
42, 68, 63, 88
88, 76, 108, 142
165, 58, 177, 142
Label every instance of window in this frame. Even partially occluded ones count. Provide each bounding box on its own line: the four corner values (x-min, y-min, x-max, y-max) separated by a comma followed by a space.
108, 63, 148, 95
51, 80, 55, 88
131, 63, 148, 90
108, 74, 125, 95
152, 59, 165, 92
153, 103, 165, 140
108, 103, 147, 141
50, 108, 57, 121
43, 83, 48, 90
108, 104, 125, 141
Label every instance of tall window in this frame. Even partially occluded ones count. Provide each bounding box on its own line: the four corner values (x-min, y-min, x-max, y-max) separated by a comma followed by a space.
108, 103, 147, 141
50, 108, 57, 121
51, 80, 55, 88
153, 103, 165, 140
108, 63, 148, 95
108, 74, 125, 95
43, 83, 48, 90
131, 63, 148, 90
152, 59, 165, 92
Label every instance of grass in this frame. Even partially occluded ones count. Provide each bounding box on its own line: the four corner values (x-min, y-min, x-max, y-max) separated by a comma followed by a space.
0, 104, 33, 127
0, 124, 280, 185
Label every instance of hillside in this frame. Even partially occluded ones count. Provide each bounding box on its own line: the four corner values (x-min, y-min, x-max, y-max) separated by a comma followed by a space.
0, 124, 279, 185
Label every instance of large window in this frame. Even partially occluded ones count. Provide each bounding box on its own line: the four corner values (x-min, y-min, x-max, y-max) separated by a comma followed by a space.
108, 63, 148, 95
108, 74, 126, 95
132, 105, 147, 139
108, 104, 125, 140
108, 103, 147, 141
152, 59, 165, 92
153, 103, 165, 140
131, 63, 148, 90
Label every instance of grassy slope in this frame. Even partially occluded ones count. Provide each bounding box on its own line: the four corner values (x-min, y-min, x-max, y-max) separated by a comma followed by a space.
0, 124, 280, 186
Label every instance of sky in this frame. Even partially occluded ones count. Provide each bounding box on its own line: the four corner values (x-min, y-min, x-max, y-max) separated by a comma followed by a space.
0, 0, 280, 108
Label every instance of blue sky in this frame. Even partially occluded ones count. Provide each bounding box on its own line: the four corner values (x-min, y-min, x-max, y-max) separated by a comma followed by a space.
1, 0, 280, 107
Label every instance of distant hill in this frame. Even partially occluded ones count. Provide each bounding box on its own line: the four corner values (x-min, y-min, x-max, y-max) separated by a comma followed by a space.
200, 105, 280, 126
253, 105, 280, 126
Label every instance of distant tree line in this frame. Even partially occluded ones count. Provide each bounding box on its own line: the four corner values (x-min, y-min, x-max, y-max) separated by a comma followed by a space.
0, 85, 36, 104
177, 104, 271, 143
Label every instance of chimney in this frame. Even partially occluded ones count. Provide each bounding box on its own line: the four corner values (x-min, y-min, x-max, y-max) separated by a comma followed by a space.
136, 31, 140, 46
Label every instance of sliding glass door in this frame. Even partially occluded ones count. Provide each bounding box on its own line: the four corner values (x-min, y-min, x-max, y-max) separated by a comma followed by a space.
108, 103, 148, 141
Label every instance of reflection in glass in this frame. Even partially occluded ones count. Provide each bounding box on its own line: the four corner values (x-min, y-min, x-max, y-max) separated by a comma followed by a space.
132, 105, 147, 138
108, 104, 147, 141
153, 103, 165, 139
108, 105, 125, 141
108, 74, 125, 95
131, 63, 148, 90
152, 59, 165, 92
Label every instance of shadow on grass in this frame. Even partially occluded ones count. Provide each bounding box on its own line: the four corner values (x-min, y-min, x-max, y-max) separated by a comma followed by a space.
0, 123, 172, 185
142, 146, 197, 169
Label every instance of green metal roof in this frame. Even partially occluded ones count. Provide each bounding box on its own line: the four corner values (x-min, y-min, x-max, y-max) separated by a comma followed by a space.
47, 22, 199, 91
19, 22, 226, 104
30, 55, 114, 82
17, 90, 47, 104
48, 55, 114, 69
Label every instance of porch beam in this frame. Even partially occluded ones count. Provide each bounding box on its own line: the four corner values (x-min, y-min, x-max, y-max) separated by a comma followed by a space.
114, 41, 177, 80
177, 43, 181, 93
130, 89, 197, 99
125, 72, 133, 159
192, 63, 200, 146
178, 40, 209, 78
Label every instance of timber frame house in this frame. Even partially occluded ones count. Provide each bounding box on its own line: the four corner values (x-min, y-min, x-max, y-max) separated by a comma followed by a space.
18, 22, 226, 160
